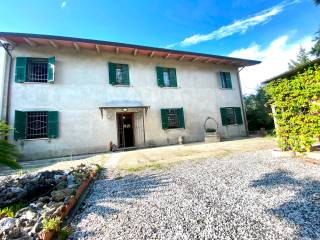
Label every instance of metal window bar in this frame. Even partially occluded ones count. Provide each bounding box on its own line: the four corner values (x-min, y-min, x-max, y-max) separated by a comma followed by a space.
26, 112, 48, 139
115, 64, 123, 84
167, 109, 180, 129
225, 107, 236, 125
27, 58, 48, 82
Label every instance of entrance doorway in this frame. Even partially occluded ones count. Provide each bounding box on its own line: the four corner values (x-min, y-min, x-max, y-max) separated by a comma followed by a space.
117, 112, 134, 148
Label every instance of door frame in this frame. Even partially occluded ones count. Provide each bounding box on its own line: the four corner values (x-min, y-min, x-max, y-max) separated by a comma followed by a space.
116, 112, 135, 148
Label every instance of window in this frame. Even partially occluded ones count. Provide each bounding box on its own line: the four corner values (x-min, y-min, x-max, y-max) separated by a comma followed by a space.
219, 72, 232, 89
15, 57, 55, 83
161, 108, 185, 129
26, 112, 48, 139
27, 58, 48, 83
14, 110, 59, 140
156, 67, 177, 87
220, 107, 243, 126
108, 62, 130, 85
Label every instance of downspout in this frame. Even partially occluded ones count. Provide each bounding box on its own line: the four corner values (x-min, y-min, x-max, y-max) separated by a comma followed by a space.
236, 67, 249, 137
0, 41, 14, 139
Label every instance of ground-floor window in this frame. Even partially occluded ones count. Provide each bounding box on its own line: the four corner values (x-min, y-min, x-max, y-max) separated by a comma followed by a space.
161, 108, 185, 129
14, 110, 59, 140
220, 107, 243, 126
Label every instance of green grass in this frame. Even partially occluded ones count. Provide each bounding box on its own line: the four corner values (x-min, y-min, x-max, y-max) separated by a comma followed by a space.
0, 202, 26, 217
125, 162, 168, 173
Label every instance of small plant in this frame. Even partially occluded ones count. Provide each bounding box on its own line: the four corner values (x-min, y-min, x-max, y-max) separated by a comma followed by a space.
58, 225, 73, 240
42, 216, 61, 232
0, 202, 26, 218
206, 128, 216, 133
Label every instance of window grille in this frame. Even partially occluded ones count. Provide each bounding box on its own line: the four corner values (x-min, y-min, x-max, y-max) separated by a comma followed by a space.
26, 111, 48, 139
163, 70, 170, 87
27, 58, 48, 83
225, 107, 236, 125
167, 109, 180, 129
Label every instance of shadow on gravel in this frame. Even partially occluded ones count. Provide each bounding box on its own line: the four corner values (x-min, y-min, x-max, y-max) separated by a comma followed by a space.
73, 172, 171, 238
251, 170, 320, 239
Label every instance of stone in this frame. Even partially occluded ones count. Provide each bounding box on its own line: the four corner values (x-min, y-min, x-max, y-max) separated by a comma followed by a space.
51, 190, 66, 201
23, 210, 37, 220
56, 180, 67, 190
30, 216, 43, 234
67, 175, 75, 186
8, 226, 21, 238
0, 217, 16, 232
38, 196, 50, 203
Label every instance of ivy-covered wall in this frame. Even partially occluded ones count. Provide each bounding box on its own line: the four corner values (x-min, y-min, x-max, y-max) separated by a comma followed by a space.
265, 64, 320, 153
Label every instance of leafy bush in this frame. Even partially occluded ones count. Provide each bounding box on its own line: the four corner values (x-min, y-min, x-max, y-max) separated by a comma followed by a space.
58, 225, 73, 240
0, 202, 26, 217
244, 87, 274, 131
42, 216, 61, 232
265, 64, 320, 152
0, 121, 21, 169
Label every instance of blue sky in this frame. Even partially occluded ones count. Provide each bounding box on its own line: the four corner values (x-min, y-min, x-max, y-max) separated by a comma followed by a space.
0, 0, 319, 93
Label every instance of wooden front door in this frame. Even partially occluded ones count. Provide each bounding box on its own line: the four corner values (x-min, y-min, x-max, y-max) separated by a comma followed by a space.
117, 113, 134, 148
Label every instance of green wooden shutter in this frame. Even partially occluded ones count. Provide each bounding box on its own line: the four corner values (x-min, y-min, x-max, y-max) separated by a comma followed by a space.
235, 107, 243, 124
47, 56, 55, 83
108, 62, 116, 85
160, 109, 168, 129
121, 64, 130, 85
15, 57, 28, 83
14, 110, 26, 140
225, 72, 232, 89
178, 108, 185, 128
156, 67, 164, 87
169, 68, 177, 87
48, 111, 59, 138
220, 108, 228, 126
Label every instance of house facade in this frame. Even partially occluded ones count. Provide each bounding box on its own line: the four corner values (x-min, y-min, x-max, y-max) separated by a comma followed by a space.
0, 33, 260, 160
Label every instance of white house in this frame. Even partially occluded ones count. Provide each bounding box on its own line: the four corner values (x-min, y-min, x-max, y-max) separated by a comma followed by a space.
0, 33, 260, 160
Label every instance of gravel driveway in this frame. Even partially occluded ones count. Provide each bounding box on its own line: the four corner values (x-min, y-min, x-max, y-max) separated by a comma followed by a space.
71, 150, 320, 240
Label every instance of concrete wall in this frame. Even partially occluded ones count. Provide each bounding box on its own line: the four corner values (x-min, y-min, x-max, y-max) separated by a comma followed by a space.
7, 45, 247, 160
0, 48, 6, 120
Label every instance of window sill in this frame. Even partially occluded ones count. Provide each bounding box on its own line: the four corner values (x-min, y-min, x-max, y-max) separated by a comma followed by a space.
19, 82, 53, 84
224, 124, 243, 126
161, 86, 179, 89
18, 138, 54, 141
164, 128, 185, 131
220, 88, 233, 90
111, 84, 132, 87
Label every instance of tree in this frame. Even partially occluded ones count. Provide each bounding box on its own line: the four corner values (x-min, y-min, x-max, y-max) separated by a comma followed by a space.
244, 87, 274, 132
314, 0, 320, 5
288, 46, 311, 70
0, 121, 21, 169
311, 29, 320, 57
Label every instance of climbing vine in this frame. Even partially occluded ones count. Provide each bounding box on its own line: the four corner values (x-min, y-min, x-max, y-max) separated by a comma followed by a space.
265, 64, 320, 153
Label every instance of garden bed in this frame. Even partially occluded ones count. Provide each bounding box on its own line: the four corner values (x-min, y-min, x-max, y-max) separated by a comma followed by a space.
0, 163, 101, 240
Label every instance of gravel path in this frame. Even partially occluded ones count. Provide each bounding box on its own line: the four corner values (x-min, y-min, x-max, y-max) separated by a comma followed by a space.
71, 150, 320, 240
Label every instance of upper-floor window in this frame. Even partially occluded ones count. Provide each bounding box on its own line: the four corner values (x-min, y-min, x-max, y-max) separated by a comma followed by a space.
156, 67, 177, 87
14, 110, 59, 140
220, 107, 243, 126
108, 62, 130, 85
219, 72, 232, 89
161, 108, 185, 129
15, 57, 55, 83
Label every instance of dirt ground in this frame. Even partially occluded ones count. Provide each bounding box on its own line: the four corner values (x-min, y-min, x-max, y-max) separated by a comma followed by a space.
0, 137, 276, 176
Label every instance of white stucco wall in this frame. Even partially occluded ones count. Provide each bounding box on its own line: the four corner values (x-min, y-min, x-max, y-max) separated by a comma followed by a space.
7, 45, 247, 160
0, 48, 6, 120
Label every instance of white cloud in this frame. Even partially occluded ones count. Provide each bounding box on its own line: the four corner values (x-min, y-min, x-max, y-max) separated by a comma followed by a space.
165, 0, 300, 48
228, 34, 314, 94
61, 1, 66, 8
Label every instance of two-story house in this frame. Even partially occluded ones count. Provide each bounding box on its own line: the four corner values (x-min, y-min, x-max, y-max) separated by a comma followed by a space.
0, 32, 260, 160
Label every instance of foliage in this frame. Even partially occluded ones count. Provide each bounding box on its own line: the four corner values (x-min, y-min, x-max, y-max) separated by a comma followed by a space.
0, 202, 26, 218
58, 225, 73, 240
265, 64, 320, 153
0, 121, 21, 169
244, 87, 274, 131
311, 29, 320, 57
314, 0, 320, 5
288, 46, 311, 70
42, 216, 61, 232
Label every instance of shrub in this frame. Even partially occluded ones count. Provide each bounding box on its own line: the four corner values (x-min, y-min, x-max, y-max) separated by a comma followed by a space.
265, 64, 320, 153
0, 121, 21, 169
58, 225, 73, 240
0, 202, 26, 217
42, 216, 61, 232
